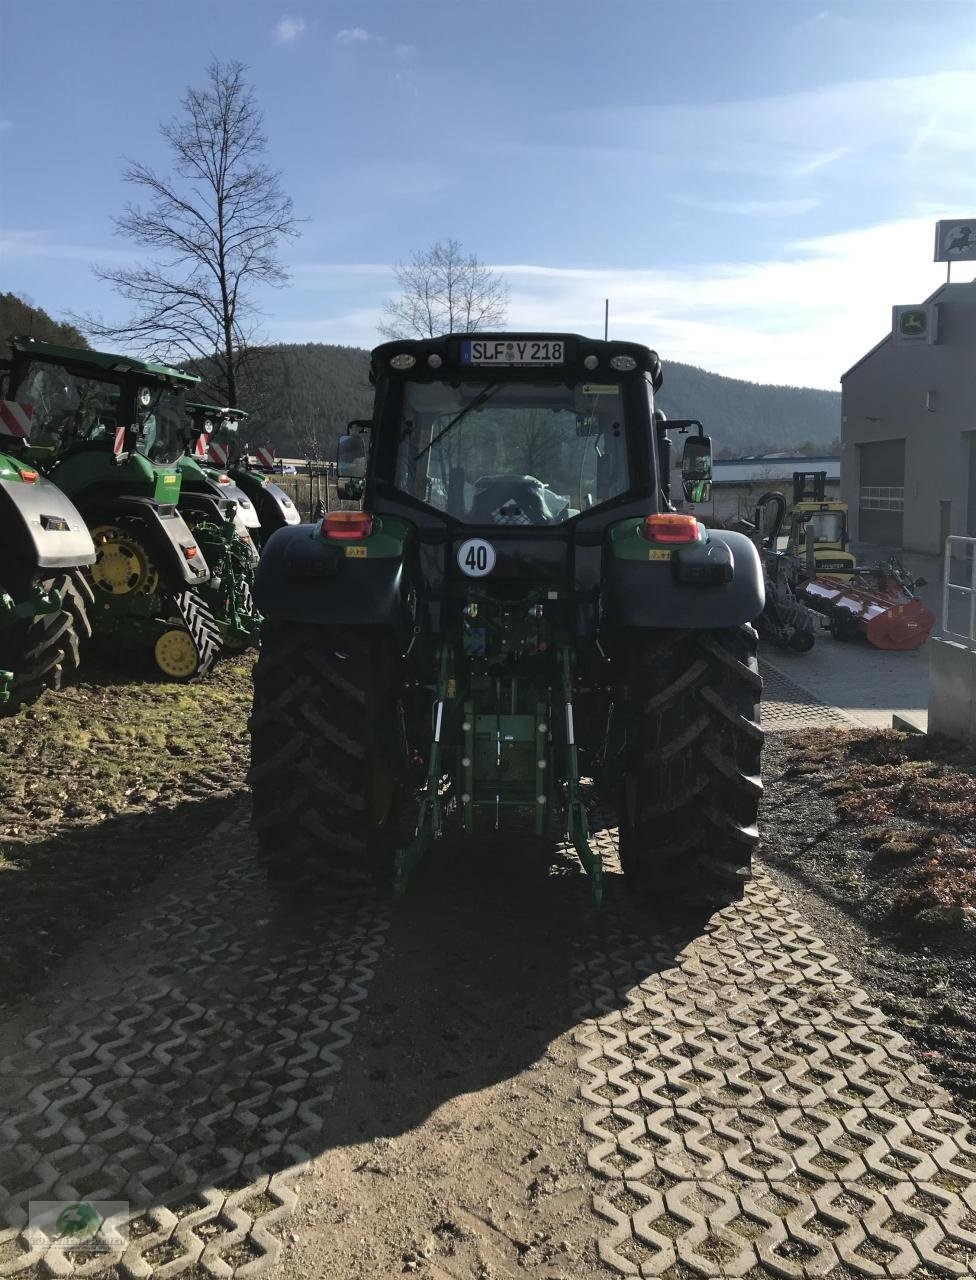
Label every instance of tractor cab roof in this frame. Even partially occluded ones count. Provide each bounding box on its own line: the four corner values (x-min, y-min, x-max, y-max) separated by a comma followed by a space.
187, 402, 249, 423
9, 337, 200, 389
370, 333, 663, 391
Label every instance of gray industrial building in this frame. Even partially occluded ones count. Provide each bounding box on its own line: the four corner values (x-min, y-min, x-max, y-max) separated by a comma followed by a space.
672, 455, 839, 524
841, 278, 976, 554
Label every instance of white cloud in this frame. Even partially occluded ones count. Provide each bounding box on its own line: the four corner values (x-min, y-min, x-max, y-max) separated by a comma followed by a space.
274, 15, 305, 44
335, 27, 372, 44
0, 230, 135, 264
492, 218, 970, 388
552, 69, 976, 182
394, 43, 416, 60
675, 196, 822, 219
277, 216, 973, 390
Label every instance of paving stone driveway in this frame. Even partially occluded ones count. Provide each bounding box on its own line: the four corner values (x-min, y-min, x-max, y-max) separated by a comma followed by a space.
0, 664, 973, 1278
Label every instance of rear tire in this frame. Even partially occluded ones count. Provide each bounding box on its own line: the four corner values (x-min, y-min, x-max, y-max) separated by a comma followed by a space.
248, 622, 404, 891
0, 569, 94, 713
611, 625, 763, 904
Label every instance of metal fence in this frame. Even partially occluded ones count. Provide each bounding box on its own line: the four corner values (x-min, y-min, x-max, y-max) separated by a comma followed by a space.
266, 466, 339, 521
942, 535, 976, 642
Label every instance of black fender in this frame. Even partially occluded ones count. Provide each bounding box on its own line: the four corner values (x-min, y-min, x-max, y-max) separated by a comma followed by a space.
604, 529, 765, 631
254, 523, 414, 645
81, 496, 212, 588
254, 479, 301, 531
178, 490, 239, 523
0, 473, 96, 571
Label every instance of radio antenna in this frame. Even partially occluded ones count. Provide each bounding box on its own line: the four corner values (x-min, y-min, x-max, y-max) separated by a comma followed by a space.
604, 298, 609, 340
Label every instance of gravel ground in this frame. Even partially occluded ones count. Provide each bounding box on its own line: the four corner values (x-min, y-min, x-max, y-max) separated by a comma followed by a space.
0, 654, 254, 1003
760, 727, 976, 1122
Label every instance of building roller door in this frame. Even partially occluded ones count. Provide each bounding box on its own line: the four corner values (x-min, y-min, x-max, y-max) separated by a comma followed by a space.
858, 438, 905, 546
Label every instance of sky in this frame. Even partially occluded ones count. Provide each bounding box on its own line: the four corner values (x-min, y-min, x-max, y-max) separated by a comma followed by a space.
1, 0, 975, 390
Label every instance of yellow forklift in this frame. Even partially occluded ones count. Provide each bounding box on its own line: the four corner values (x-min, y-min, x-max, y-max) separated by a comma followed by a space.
787, 471, 855, 579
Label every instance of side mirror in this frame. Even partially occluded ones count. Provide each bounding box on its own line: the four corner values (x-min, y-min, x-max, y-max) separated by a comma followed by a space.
337, 432, 367, 501
681, 434, 713, 503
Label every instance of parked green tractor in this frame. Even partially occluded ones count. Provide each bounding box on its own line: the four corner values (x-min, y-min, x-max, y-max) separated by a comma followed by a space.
2, 338, 221, 679
250, 334, 765, 905
186, 403, 300, 548
0, 434, 96, 710
176, 412, 262, 653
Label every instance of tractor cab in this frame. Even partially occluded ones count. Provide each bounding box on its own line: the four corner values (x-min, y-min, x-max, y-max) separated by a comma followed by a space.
4, 337, 196, 505
185, 402, 247, 470
185, 402, 299, 546
787, 470, 855, 579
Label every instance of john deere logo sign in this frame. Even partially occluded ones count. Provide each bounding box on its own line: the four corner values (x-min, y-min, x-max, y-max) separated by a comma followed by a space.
892, 304, 937, 344
899, 309, 927, 337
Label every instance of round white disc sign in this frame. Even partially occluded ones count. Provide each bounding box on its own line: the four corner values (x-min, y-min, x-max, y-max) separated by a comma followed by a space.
457, 538, 496, 578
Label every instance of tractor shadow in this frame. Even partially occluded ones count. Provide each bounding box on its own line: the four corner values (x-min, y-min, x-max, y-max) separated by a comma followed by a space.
0, 800, 715, 1223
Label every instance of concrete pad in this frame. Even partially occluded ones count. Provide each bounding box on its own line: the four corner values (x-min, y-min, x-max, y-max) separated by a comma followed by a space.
761, 632, 931, 730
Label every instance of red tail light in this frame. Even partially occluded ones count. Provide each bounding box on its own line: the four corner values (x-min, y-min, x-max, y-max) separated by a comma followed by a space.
182, 545, 198, 560
217, 475, 231, 485
18, 468, 39, 483
641, 513, 700, 544
322, 511, 374, 541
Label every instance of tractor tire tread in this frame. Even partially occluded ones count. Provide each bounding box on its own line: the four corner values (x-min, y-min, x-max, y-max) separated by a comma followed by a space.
248, 622, 402, 892
613, 624, 763, 904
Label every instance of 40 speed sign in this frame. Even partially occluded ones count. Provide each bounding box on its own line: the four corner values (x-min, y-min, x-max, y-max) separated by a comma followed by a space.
457, 538, 496, 578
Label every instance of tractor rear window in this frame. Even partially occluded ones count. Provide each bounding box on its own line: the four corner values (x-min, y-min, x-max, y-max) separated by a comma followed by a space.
392, 379, 631, 525
15, 361, 120, 449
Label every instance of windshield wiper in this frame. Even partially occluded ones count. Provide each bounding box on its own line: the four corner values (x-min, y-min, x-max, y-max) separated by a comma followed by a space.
413, 383, 503, 462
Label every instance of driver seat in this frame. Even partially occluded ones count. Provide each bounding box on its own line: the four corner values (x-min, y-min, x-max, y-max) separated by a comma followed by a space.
469, 474, 550, 525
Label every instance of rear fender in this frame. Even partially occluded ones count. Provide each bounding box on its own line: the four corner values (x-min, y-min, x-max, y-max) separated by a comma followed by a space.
255, 479, 301, 528
83, 496, 212, 588
255, 517, 415, 644
0, 473, 96, 571
603, 521, 764, 630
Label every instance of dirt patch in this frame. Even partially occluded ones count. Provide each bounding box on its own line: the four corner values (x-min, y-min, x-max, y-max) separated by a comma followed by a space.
761, 727, 976, 1119
0, 654, 254, 1004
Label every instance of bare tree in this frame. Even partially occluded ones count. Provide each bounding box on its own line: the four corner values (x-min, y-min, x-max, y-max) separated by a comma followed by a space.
380, 238, 508, 339
82, 59, 299, 406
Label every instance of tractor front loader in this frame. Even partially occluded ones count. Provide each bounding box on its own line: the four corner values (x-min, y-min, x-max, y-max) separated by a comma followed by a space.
2, 338, 222, 680
250, 334, 765, 906
0, 436, 96, 710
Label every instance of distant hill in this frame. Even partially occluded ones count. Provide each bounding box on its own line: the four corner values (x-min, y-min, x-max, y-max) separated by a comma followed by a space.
0, 309, 840, 460
0, 293, 89, 351
232, 343, 841, 461
656, 363, 840, 458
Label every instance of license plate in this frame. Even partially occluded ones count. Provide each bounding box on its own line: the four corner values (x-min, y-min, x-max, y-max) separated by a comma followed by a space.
461, 338, 565, 365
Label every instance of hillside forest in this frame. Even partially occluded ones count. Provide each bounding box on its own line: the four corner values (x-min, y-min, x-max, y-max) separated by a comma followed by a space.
0, 293, 841, 462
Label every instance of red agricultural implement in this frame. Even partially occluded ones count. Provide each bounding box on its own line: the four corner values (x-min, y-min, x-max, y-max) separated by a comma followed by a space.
799, 560, 934, 651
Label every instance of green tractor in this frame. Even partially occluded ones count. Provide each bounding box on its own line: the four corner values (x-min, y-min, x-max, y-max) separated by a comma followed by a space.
175, 409, 262, 653
250, 334, 765, 905
3, 338, 222, 680
0, 431, 96, 710
186, 402, 301, 548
